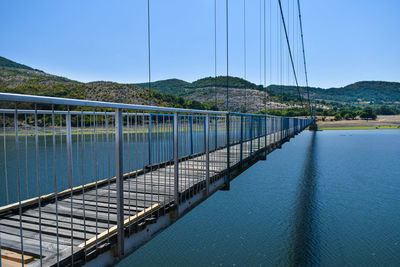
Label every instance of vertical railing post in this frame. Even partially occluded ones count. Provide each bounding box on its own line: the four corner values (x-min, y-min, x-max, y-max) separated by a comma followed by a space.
205, 114, 210, 194
257, 117, 261, 151
66, 109, 74, 263
291, 118, 293, 136
148, 114, 152, 165
264, 116, 267, 158
14, 107, 25, 265
293, 118, 295, 135
203, 116, 207, 152
292, 119, 294, 135
115, 108, 124, 257
287, 118, 289, 136
190, 116, 194, 154
173, 112, 179, 205
285, 118, 288, 138
249, 116, 253, 156
239, 115, 243, 166
66, 110, 73, 189
215, 116, 218, 149
224, 113, 230, 189
274, 117, 277, 144
283, 118, 285, 139
283, 118, 288, 139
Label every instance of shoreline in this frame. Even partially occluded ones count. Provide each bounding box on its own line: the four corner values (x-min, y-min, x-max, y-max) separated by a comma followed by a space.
318, 125, 400, 130
316, 115, 400, 130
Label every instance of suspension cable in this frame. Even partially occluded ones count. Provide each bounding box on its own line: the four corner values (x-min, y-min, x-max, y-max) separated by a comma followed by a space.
243, 0, 247, 113
226, 0, 229, 112
297, 0, 312, 115
214, 0, 217, 109
279, 2, 282, 111
263, 0, 267, 113
269, 0, 272, 111
259, 0, 262, 93
147, 0, 152, 105
277, 0, 303, 107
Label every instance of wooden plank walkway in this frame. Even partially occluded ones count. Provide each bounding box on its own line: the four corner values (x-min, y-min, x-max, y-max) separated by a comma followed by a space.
0, 132, 283, 266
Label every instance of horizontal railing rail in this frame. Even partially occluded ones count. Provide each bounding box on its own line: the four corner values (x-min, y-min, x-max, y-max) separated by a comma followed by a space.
0, 93, 228, 115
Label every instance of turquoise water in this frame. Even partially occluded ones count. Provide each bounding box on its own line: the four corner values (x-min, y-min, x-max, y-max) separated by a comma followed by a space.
118, 130, 400, 266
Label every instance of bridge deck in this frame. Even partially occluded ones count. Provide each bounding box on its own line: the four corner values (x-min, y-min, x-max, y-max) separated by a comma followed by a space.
0, 132, 283, 266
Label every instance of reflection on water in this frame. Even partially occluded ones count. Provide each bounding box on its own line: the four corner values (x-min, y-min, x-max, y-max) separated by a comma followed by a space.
97, 130, 400, 266
291, 131, 319, 265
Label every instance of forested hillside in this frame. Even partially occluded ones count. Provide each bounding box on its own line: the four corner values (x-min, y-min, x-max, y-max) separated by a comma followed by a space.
139, 76, 400, 104
0, 57, 209, 110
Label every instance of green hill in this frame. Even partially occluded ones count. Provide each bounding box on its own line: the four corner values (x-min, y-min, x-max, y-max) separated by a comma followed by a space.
139, 77, 400, 104
134, 76, 262, 97
321, 81, 400, 103
135, 78, 190, 96
0, 57, 209, 110
0, 56, 43, 72
270, 82, 400, 104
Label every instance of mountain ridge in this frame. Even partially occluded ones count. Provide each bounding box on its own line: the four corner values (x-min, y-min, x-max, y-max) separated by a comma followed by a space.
0, 56, 209, 110
135, 77, 400, 104
1, 56, 399, 112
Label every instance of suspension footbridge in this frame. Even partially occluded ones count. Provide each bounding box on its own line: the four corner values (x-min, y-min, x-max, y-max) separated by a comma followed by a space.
0, 93, 313, 266
0, 0, 315, 265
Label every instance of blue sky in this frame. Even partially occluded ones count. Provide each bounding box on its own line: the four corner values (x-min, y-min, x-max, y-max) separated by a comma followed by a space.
0, 0, 399, 88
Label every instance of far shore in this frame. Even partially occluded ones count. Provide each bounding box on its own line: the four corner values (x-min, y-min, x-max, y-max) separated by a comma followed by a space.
317, 115, 400, 130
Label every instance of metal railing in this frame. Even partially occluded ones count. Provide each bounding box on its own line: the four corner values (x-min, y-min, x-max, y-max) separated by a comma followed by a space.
0, 93, 313, 266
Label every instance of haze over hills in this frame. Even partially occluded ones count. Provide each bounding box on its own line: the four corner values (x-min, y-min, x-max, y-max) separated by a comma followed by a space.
1, 56, 399, 112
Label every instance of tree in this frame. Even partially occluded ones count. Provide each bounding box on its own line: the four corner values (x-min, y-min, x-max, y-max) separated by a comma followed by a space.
360, 107, 377, 121
377, 105, 395, 115
334, 114, 342, 121
344, 113, 352, 120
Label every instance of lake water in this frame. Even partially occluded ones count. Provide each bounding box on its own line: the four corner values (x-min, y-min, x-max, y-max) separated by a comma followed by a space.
118, 130, 400, 266
0, 130, 225, 205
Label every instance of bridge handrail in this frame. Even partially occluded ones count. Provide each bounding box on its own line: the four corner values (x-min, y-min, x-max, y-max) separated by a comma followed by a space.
0, 93, 312, 121
0, 93, 228, 115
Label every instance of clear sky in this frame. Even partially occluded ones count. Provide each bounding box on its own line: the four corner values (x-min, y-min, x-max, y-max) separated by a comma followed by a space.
0, 0, 399, 88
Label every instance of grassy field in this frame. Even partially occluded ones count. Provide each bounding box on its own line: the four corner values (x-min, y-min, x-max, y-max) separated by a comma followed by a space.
317, 115, 400, 130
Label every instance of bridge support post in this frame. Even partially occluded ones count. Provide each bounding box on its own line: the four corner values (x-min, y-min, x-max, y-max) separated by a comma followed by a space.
205, 115, 210, 195
115, 108, 124, 258
173, 113, 179, 205
309, 119, 318, 131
